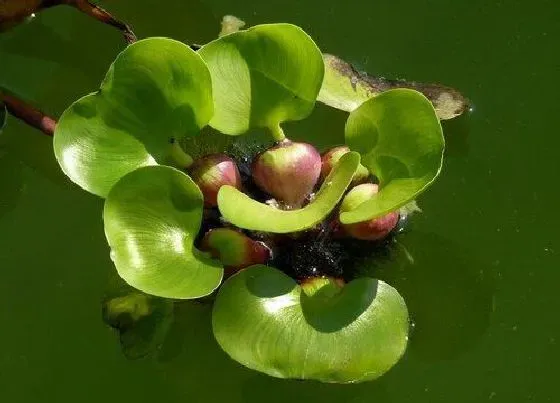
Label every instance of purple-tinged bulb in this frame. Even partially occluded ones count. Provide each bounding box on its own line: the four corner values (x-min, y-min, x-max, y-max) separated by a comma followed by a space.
339, 183, 399, 241
252, 140, 321, 207
190, 154, 242, 207
200, 228, 271, 275
321, 146, 370, 185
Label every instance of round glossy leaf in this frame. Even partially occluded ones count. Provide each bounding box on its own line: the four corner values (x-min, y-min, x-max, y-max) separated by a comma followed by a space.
212, 265, 409, 383
104, 165, 223, 299
341, 89, 444, 224
217, 152, 360, 233
199, 23, 324, 135
54, 38, 213, 197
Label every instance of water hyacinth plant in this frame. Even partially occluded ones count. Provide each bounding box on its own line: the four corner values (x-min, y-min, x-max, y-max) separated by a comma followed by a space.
50, 18, 460, 383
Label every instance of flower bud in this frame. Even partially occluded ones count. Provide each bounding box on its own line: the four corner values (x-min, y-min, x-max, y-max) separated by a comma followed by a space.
340, 183, 399, 241
320, 146, 370, 184
200, 228, 271, 274
190, 154, 242, 207
252, 141, 321, 207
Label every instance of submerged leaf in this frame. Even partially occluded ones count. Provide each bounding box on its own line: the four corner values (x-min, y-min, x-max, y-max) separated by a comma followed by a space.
341, 89, 444, 224
199, 23, 324, 135
102, 276, 174, 359
319, 54, 469, 120
212, 265, 409, 383
217, 152, 360, 233
104, 165, 223, 299
54, 38, 213, 197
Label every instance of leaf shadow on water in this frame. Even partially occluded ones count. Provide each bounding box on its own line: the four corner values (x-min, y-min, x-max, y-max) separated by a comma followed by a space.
441, 110, 472, 157
372, 231, 495, 361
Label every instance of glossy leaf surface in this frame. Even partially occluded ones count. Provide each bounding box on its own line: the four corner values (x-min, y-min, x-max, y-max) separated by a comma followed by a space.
54, 38, 213, 197
318, 54, 469, 120
199, 23, 324, 135
341, 89, 444, 224
104, 165, 223, 299
218, 152, 359, 233
212, 265, 409, 383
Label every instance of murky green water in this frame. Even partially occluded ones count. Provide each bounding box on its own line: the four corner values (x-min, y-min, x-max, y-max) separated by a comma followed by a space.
1, 0, 558, 401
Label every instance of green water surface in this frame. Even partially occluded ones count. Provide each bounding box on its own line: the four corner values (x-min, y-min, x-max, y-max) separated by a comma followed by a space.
0, 0, 558, 402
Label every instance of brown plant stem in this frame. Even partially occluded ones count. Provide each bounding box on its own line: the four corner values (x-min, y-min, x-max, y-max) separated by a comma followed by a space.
1, 0, 136, 44
67, 0, 136, 44
1, 93, 56, 136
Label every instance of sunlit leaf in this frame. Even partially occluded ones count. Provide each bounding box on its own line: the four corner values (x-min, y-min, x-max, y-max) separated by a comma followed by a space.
54, 38, 213, 197
199, 23, 324, 135
340, 89, 444, 224
212, 265, 409, 383
318, 54, 469, 120
104, 165, 223, 299
217, 151, 359, 233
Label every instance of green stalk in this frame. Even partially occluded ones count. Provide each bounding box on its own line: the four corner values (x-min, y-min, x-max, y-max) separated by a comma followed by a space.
269, 124, 287, 142
169, 141, 194, 169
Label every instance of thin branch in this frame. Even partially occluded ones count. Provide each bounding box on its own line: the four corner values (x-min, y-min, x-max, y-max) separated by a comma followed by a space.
1, 0, 136, 45
1, 93, 56, 136
68, 0, 137, 44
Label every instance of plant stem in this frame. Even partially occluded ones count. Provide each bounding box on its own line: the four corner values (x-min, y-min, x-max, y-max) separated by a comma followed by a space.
68, 0, 137, 44
169, 141, 194, 169
269, 124, 286, 142
1, 93, 56, 136
1, 1, 136, 45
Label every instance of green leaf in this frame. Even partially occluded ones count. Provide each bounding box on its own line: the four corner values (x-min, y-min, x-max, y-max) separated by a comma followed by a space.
54, 37, 213, 197
318, 54, 469, 120
212, 265, 409, 383
199, 23, 324, 136
104, 165, 223, 299
340, 89, 444, 224
217, 151, 360, 233
102, 275, 174, 359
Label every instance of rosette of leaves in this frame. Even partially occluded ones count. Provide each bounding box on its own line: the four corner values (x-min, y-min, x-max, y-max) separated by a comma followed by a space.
54, 22, 446, 383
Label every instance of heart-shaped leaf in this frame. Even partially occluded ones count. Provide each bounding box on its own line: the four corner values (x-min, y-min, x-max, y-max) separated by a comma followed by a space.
341, 89, 444, 224
104, 165, 223, 299
199, 23, 324, 136
318, 54, 469, 120
212, 265, 409, 383
54, 38, 213, 197
217, 151, 360, 233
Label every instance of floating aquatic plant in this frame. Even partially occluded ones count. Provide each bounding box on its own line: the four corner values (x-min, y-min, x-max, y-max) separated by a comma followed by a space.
52, 19, 460, 383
